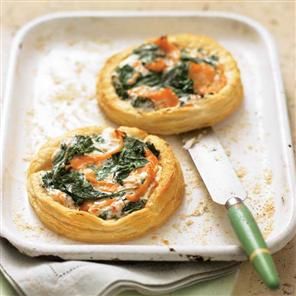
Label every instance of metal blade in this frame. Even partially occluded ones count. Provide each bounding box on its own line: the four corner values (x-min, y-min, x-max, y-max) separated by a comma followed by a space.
185, 127, 247, 205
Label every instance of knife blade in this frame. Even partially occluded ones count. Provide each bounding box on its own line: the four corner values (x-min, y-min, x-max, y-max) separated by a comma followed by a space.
186, 127, 246, 204
184, 127, 280, 290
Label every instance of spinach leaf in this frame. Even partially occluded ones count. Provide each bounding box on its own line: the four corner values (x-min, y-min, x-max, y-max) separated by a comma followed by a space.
122, 199, 147, 215
209, 54, 219, 61
180, 53, 203, 64
94, 136, 158, 186
124, 136, 147, 157
91, 136, 150, 185
162, 62, 194, 96
202, 56, 218, 67
116, 64, 136, 86
181, 52, 219, 67
133, 43, 164, 64
52, 144, 67, 166
42, 171, 55, 188
133, 43, 159, 54
112, 76, 129, 99
113, 43, 164, 98
52, 171, 105, 204
51, 135, 99, 180
95, 158, 115, 181
42, 171, 124, 205
99, 211, 109, 220
131, 97, 155, 109
134, 72, 162, 87
146, 141, 160, 158
113, 65, 141, 99
53, 135, 96, 166
110, 136, 149, 185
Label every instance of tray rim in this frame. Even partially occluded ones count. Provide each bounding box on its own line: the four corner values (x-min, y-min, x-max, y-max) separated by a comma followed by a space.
1, 10, 296, 261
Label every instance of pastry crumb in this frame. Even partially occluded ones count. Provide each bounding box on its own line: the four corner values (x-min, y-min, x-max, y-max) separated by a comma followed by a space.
185, 220, 194, 226
282, 283, 294, 295
179, 214, 187, 220
190, 201, 209, 217
264, 169, 273, 185
162, 239, 170, 245
252, 183, 261, 195
236, 166, 247, 178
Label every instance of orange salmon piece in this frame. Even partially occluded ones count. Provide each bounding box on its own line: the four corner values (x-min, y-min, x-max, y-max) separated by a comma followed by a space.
206, 64, 227, 93
154, 35, 177, 53
128, 87, 179, 108
189, 62, 215, 95
189, 62, 226, 95
145, 59, 166, 72
70, 155, 104, 170
147, 88, 179, 108
154, 36, 180, 60
52, 194, 67, 206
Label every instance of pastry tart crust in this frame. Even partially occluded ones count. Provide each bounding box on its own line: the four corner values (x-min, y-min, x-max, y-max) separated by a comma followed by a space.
27, 126, 184, 243
97, 34, 243, 135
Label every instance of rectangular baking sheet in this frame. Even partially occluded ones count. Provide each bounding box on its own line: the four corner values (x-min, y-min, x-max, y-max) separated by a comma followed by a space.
2, 11, 296, 261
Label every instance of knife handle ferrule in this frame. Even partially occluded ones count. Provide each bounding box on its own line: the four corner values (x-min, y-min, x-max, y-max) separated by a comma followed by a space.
225, 197, 242, 209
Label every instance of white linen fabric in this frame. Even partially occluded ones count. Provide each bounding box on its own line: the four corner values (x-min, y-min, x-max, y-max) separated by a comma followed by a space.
0, 238, 238, 296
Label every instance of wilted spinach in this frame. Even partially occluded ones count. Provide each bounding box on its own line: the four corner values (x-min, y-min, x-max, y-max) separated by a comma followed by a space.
113, 61, 194, 102
94, 136, 150, 185
42, 134, 160, 205
146, 141, 160, 158
50, 135, 101, 179
181, 52, 219, 67
43, 170, 125, 205
134, 72, 162, 88
122, 199, 147, 215
112, 43, 220, 106
133, 43, 165, 64
131, 97, 155, 109
161, 62, 194, 96
112, 65, 140, 99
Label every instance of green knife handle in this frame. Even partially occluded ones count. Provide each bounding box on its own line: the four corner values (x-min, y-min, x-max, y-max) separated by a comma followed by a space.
226, 197, 280, 289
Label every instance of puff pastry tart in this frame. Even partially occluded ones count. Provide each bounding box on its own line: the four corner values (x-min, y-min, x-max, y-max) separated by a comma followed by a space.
27, 126, 184, 243
98, 34, 243, 135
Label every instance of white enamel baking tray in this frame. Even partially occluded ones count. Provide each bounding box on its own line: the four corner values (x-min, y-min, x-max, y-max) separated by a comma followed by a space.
1, 11, 296, 261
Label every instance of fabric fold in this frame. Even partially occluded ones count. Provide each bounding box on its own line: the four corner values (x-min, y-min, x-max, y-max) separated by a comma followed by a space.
0, 238, 239, 296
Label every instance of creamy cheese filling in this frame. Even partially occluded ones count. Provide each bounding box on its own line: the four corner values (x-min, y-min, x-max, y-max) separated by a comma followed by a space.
91, 128, 122, 157
42, 182, 77, 209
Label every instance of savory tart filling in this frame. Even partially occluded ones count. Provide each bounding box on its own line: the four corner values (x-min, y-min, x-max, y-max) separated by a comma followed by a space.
41, 127, 160, 220
112, 35, 227, 111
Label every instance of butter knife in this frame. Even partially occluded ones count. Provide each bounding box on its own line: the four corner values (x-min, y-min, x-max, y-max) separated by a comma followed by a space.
185, 127, 280, 289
